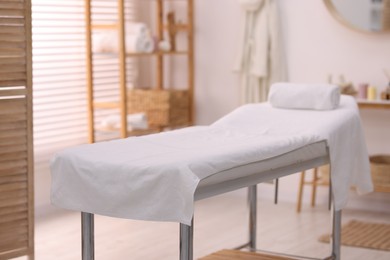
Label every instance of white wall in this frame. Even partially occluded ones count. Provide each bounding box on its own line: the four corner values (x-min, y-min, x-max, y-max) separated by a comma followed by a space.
195, 0, 390, 212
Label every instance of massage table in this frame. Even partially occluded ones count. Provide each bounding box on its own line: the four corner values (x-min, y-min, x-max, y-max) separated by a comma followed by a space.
50, 95, 373, 260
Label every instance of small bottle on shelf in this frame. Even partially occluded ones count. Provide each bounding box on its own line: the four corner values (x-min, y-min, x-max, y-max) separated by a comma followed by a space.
382, 70, 390, 100
358, 83, 368, 99
367, 86, 377, 101
380, 82, 390, 100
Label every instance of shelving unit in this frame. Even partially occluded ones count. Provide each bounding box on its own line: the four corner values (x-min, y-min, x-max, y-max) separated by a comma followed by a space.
84, 0, 194, 143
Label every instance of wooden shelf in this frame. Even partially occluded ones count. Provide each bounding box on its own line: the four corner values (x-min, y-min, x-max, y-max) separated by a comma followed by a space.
91, 23, 118, 30
126, 51, 188, 57
163, 23, 189, 31
93, 101, 120, 109
357, 99, 390, 109
93, 51, 189, 57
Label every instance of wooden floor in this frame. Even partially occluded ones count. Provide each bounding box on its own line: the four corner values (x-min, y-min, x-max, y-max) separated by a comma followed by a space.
15, 190, 390, 260
199, 249, 294, 260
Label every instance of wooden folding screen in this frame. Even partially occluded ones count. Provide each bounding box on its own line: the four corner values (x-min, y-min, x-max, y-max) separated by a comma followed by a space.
0, 0, 34, 259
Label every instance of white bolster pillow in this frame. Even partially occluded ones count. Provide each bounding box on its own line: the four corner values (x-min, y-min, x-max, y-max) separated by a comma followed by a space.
268, 83, 341, 110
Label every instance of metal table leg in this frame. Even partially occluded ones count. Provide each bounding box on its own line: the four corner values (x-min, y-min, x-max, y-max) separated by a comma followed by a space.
82, 212, 94, 260
331, 209, 342, 260
180, 217, 194, 260
248, 185, 257, 251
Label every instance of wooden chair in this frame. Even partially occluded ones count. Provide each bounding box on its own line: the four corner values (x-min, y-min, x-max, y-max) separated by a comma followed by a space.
296, 166, 330, 212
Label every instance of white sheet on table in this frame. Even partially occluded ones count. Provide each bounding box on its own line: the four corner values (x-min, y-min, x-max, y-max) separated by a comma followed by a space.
51, 126, 318, 225
212, 95, 373, 210
50, 95, 372, 225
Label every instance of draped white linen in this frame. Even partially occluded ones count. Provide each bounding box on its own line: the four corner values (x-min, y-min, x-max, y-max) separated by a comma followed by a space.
234, 0, 287, 103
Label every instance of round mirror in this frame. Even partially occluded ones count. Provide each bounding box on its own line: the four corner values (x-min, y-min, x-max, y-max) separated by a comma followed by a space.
324, 0, 390, 33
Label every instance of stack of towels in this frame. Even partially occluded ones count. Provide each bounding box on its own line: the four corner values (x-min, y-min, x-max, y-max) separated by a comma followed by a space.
100, 112, 149, 131
93, 22, 155, 53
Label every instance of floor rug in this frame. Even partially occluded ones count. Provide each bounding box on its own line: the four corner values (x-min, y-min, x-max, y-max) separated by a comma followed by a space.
199, 249, 294, 260
319, 220, 390, 251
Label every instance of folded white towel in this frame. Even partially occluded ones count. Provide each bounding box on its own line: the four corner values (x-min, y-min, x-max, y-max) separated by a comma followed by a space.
126, 23, 148, 36
93, 32, 155, 53
92, 22, 154, 53
126, 34, 154, 53
268, 83, 341, 110
101, 113, 148, 130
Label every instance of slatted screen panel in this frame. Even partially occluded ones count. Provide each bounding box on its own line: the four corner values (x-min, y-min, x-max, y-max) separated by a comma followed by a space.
0, 0, 34, 259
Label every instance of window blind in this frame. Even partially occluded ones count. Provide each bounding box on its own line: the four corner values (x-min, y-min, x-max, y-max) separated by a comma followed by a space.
32, 0, 136, 163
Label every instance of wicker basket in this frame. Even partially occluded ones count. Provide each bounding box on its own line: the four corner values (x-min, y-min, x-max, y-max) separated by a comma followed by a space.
127, 89, 189, 127
370, 155, 390, 186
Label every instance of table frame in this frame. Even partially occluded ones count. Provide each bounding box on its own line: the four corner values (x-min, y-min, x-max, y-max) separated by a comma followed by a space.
80, 144, 342, 260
